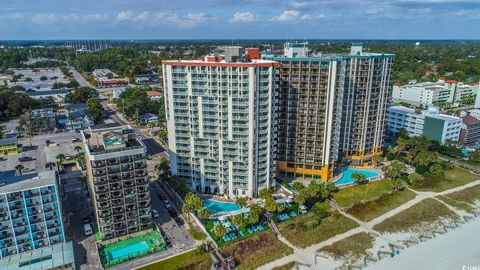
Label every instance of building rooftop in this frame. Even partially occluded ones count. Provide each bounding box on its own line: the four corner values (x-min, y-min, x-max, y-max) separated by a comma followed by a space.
64, 103, 87, 111
162, 59, 279, 67
462, 115, 480, 126
388, 106, 417, 114
0, 241, 75, 270
83, 124, 144, 154
0, 137, 17, 146
0, 170, 56, 194
146, 90, 163, 97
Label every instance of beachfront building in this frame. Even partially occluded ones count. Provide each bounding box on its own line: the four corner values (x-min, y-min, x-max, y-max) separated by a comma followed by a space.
386, 106, 425, 137
0, 170, 75, 269
459, 114, 480, 147
386, 106, 462, 144
392, 79, 478, 107
338, 45, 394, 167
162, 51, 277, 198
266, 43, 394, 180
82, 124, 152, 241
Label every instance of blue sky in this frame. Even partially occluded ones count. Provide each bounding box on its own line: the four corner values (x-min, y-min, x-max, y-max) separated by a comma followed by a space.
1, 0, 480, 40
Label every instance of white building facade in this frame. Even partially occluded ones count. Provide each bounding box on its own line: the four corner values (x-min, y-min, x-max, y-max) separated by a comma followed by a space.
162, 59, 277, 198
393, 79, 477, 106
386, 106, 462, 144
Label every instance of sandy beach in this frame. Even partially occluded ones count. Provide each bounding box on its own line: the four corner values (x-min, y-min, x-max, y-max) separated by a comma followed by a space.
365, 217, 480, 270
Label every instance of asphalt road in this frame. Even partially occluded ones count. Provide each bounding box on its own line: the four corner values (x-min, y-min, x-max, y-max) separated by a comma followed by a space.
69, 67, 92, 88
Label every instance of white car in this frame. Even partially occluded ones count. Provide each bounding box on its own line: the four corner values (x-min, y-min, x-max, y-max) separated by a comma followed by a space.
163, 200, 171, 209
83, 224, 93, 236
151, 209, 160, 218
299, 205, 308, 214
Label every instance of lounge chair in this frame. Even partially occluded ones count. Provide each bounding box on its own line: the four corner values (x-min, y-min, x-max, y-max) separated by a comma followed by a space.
239, 230, 245, 237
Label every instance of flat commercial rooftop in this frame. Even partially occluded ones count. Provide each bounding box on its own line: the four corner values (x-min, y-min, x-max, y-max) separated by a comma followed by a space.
0, 241, 75, 270
0, 170, 56, 194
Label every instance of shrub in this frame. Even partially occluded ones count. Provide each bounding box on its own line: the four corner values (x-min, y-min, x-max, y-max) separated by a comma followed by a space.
311, 202, 331, 218
304, 219, 320, 229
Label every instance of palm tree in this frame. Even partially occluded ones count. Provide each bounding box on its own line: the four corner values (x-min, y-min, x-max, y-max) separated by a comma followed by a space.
197, 207, 211, 222
45, 162, 56, 171
15, 164, 24, 175
56, 153, 66, 171
214, 224, 227, 238
72, 154, 84, 169
74, 146, 82, 153
154, 157, 170, 185
235, 198, 247, 209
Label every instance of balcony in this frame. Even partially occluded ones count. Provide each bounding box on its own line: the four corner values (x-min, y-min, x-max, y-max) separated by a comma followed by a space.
98, 210, 112, 218
92, 161, 106, 168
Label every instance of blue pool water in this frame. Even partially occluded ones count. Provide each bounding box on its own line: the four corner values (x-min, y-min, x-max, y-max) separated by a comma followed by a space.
204, 199, 240, 213
108, 241, 148, 261
335, 167, 380, 186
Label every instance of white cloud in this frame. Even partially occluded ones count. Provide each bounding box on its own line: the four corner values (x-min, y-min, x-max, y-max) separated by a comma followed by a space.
115, 11, 212, 28
269, 10, 314, 21
229, 12, 256, 23
31, 13, 108, 25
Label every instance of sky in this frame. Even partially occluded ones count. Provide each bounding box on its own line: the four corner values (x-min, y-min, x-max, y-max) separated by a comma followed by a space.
1, 0, 480, 40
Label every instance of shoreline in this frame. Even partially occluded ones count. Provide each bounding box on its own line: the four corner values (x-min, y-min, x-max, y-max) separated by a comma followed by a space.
365, 217, 480, 270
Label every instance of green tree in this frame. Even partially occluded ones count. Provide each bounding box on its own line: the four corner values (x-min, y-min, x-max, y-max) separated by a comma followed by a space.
408, 172, 423, 186
214, 224, 227, 238
64, 87, 97, 103
320, 182, 336, 199
382, 160, 407, 180
45, 162, 56, 171
264, 197, 277, 213
74, 145, 82, 153
235, 198, 247, 209
258, 188, 273, 200
248, 204, 262, 224
56, 153, 66, 171
197, 207, 211, 222
184, 192, 202, 214
291, 182, 305, 192
231, 215, 243, 228
469, 151, 480, 163
429, 163, 445, 179
276, 202, 286, 214
293, 191, 307, 206
86, 98, 103, 123
154, 157, 170, 182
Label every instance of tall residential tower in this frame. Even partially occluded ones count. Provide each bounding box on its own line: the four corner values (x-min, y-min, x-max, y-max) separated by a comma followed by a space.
266, 43, 394, 181
82, 124, 152, 242
163, 51, 278, 198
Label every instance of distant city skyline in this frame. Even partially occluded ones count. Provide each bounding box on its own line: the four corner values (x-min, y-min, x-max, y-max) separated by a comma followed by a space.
1, 0, 480, 40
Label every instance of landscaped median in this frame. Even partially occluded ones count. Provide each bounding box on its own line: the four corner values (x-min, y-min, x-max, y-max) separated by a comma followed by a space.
99, 230, 166, 268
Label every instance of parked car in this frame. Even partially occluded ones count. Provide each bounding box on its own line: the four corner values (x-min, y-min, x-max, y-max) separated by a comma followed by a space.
83, 224, 93, 236
151, 209, 160, 218
174, 217, 184, 225
163, 200, 171, 209
157, 192, 165, 200
81, 216, 91, 224
299, 205, 308, 214
72, 137, 81, 142
18, 157, 33, 162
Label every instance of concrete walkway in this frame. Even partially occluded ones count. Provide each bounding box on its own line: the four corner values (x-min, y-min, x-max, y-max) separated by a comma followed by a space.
258, 178, 480, 270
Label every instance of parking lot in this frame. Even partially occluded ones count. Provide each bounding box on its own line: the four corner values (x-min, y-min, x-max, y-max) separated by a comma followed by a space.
7, 68, 69, 91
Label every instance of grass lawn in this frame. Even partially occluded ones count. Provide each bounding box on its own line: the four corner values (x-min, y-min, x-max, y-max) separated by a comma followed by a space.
413, 166, 479, 192
279, 211, 359, 249
437, 184, 480, 213
333, 179, 393, 208
138, 249, 211, 270
373, 198, 459, 233
318, 232, 374, 260
222, 231, 293, 270
188, 226, 207, 241
346, 189, 417, 221
272, 262, 296, 270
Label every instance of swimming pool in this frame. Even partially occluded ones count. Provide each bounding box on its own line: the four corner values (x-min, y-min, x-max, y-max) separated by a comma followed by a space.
204, 199, 240, 213
335, 167, 380, 186
108, 241, 148, 261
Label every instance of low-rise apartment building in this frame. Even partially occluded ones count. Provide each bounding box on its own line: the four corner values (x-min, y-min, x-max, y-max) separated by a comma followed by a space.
392, 79, 477, 107
0, 137, 20, 156
459, 114, 480, 147
387, 106, 462, 144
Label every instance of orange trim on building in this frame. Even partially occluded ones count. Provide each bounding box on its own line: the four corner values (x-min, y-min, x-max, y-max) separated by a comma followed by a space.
276, 161, 332, 181
162, 61, 280, 68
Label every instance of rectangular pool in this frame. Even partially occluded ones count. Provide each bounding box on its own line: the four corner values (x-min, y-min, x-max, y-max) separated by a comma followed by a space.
108, 241, 148, 261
